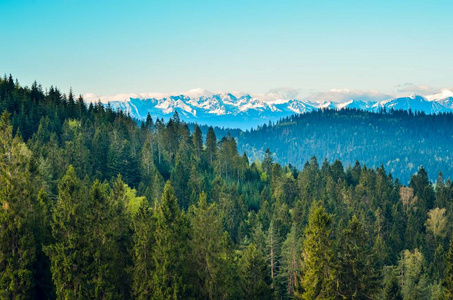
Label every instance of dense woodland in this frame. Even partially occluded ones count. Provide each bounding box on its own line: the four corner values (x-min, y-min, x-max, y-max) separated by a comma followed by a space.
1, 75, 453, 299
234, 109, 453, 183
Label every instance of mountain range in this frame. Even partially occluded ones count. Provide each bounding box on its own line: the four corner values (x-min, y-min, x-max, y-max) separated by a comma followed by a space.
84, 89, 453, 129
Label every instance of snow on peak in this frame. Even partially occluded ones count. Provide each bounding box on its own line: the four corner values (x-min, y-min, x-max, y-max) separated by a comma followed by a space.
83, 87, 453, 129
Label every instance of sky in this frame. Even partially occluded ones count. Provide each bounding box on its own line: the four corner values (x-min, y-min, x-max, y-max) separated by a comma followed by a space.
1, 0, 452, 99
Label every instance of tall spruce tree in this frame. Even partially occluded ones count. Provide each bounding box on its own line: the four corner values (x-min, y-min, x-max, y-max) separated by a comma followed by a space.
86, 180, 128, 299
280, 223, 300, 296
0, 111, 36, 299
44, 166, 89, 299
206, 127, 217, 164
443, 236, 453, 299
383, 270, 403, 300
239, 243, 271, 300
266, 220, 281, 288
192, 125, 203, 159
33, 189, 54, 299
298, 203, 337, 300
396, 249, 429, 300
189, 192, 234, 299
337, 215, 377, 299
151, 181, 190, 299
131, 200, 155, 299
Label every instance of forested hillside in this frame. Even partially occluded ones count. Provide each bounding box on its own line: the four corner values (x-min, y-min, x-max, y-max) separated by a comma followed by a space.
236, 109, 453, 183
2, 75, 453, 299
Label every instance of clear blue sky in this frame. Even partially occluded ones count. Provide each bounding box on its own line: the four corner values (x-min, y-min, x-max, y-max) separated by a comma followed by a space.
1, 0, 452, 97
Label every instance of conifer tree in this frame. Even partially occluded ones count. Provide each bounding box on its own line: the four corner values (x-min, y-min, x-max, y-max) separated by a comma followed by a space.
266, 220, 281, 285
86, 180, 126, 299
151, 181, 190, 299
140, 136, 157, 183
151, 173, 164, 202
298, 203, 337, 300
145, 113, 153, 129
337, 215, 378, 299
251, 222, 267, 254
188, 164, 204, 206
262, 148, 273, 176
239, 243, 271, 300
206, 127, 217, 164
45, 165, 89, 299
164, 115, 180, 160
383, 270, 403, 300
0, 111, 36, 299
131, 200, 155, 299
443, 236, 453, 299
396, 249, 429, 299
192, 124, 203, 159
280, 224, 300, 296
189, 192, 234, 299
33, 189, 54, 299
170, 142, 191, 210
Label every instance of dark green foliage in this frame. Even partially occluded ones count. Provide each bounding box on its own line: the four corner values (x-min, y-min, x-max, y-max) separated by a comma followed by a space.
131, 200, 155, 299
280, 224, 300, 297
298, 203, 337, 300
192, 124, 203, 159
0, 111, 36, 299
206, 126, 217, 164
33, 189, 54, 299
236, 109, 453, 183
337, 215, 378, 299
44, 166, 90, 299
45, 168, 130, 299
239, 243, 271, 300
443, 236, 453, 299
1, 76, 453, 299
189, 192, 234, 299
151, 181, 190, 299
383, 271, 403, 300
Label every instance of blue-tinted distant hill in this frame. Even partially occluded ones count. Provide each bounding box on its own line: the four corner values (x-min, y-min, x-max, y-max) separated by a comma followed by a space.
86, 90, 453, 130
231, 109, 453, 183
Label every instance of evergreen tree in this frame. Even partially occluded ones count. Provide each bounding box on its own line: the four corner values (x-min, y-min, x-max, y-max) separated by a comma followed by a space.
151, 181, 190, 299
262, 148, 273, 176
206, 127, 217, 164
131, 200, 155, 299
192, 124, 203, 159
86, 180, 129, 299
383, 270, 403, 300
189, 192, 234, 299
44, 166, 89, 299
3, 75, 453, 300
337, 215, 378, 299
145, 113, 153, 129
266, 220, 281, 287
33, 189, 54, 299
396, 249, 429, 300
0, 111, 36, 299
239, 243, 271, 300
164, 115, 180, 160
170, 142, 191, 210
443, 236, 453, 299
280, 224, 300, 296
298, 203, 337, 300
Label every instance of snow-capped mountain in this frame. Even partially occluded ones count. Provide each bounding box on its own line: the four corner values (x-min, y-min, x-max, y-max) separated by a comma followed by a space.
84, 90, 453, 129
371, 95, 448, 114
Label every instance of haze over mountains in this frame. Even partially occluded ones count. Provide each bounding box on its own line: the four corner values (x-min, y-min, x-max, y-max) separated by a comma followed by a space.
84, 88, 453, 129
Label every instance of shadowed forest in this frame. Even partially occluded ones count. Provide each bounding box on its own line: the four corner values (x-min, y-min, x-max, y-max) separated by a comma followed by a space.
2, 76, 453, 299
233, 109, 453, 184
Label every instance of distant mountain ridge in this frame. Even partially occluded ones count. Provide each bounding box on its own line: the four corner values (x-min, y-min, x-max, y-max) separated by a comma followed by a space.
85, 90, 453, 129
233, 109, 453, 183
